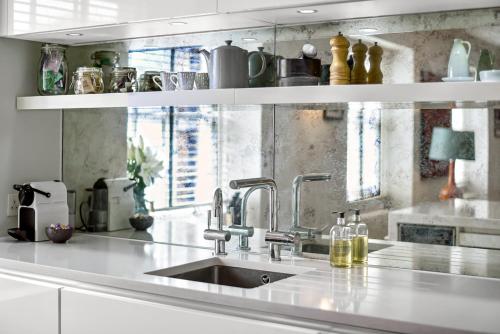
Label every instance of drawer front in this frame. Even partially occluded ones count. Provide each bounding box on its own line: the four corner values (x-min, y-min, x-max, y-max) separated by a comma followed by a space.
0, 274, 60, 334
459, 232, 500, 249
398, 223, 456, 246
61, 288, 321, 334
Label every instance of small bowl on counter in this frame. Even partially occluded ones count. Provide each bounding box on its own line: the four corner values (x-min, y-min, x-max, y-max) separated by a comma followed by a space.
129, 214, 154, 231
45, 224, 73, 243
479, 70, 500, 82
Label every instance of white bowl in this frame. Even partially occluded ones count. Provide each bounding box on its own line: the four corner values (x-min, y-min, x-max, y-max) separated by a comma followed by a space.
479, 70, 500, 82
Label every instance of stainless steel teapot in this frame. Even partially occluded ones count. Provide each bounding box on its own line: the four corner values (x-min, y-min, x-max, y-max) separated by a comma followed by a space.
199, 40, 266, 89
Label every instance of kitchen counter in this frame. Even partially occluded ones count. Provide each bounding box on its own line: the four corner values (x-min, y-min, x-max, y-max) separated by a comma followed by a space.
388, 199, 500, 238
0, 234, 500, 333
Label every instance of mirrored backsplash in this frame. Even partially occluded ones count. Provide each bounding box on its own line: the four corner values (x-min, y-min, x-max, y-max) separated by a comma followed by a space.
62, 8, 500, 251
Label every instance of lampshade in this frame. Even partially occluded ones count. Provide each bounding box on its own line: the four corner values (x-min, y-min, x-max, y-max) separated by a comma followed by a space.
428, 127, 475, 161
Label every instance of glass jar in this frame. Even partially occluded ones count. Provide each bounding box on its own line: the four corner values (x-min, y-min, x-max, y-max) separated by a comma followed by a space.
139, 71, 162, 92
37, 44, 68, 96
91, 50, 120, 92
109, 67, 138, 93
72, 67, 105, 95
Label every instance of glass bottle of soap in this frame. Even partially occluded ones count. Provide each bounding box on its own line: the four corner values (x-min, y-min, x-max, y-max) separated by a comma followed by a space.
350, 209, 368, 265
330, 211, 352, 268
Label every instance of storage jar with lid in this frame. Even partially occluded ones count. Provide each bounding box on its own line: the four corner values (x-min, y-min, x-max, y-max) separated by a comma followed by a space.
37, 44, 69, 96
91, 50, 120, 92
72, 67, 105, 95
109, 67, 138, 93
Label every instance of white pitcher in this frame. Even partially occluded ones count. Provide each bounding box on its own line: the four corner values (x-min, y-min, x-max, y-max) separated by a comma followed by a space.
447, 38, 471, 78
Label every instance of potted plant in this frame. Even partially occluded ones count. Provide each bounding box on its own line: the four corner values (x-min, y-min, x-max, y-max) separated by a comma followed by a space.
127, 136, 163, 230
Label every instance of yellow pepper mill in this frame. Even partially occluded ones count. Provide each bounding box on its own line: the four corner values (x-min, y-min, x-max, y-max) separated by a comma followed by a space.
367, 42, 383, 84
351, 39, 368, 84
329, 32, 351, 85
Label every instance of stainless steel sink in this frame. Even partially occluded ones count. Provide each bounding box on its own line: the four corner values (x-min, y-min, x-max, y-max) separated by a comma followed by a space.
146, 258, 301, 289
302, 242, 392, 255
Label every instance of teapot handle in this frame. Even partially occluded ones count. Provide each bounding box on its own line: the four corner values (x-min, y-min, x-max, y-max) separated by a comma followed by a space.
462, 41, 471, 58
249, 51, 267, 79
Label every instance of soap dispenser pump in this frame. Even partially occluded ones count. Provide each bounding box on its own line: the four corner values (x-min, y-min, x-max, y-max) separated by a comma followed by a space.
350, 209, 368, 265
329, 211, 352, 268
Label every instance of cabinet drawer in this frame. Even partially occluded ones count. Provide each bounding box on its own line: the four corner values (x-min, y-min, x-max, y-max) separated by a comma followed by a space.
398, 223, 456, 246
61, 288, 320, 334
0, 274, 60, 334
459, 232, 500, 249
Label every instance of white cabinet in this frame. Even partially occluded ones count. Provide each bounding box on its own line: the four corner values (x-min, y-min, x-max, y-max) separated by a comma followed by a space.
5, 0, 217, 35
217, 0, 346, 13
0, 273, 60, 334
61, 288, 320, 334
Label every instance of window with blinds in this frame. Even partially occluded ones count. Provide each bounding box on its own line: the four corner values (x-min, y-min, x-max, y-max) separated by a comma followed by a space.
346, 105, 381, 202
127, 47, 218, 210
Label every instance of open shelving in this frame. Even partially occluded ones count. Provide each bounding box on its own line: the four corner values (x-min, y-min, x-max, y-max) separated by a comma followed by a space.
17, 82, 500, 110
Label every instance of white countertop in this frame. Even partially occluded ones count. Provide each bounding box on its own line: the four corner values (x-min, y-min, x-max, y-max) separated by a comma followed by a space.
389, 199, 500, 226
0, 234, 500, 334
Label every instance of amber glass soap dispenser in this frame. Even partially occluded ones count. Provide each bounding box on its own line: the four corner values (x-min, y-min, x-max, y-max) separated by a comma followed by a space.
350, 209, 368, 265
330, 212, 352, 268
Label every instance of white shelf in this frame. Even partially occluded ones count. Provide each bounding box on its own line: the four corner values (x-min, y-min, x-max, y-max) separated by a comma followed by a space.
17, 82, 500, 110
17, 89, 235, 110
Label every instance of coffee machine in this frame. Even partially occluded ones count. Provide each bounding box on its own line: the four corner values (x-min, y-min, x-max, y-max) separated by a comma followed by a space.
9, 181, 68, 242
80, 177, 135, 232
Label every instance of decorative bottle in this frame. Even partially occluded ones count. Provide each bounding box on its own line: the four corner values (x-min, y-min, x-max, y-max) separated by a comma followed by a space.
330, 211, 352, 268
350, 209, 368, 265
367, 42, 383, 84
329, 32, 351, 85
351, 39, 368, 84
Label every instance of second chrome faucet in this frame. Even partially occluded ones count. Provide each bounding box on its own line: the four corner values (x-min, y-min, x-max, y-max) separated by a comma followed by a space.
229, 177, 299, 261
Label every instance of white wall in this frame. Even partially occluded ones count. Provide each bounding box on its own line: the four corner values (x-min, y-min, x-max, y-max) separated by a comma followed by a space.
0, 37, 62, 235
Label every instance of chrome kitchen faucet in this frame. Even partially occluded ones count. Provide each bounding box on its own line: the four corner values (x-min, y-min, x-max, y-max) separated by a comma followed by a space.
229, 178, 299, 261
204, 188, 231, 256
291, 173, 332, 255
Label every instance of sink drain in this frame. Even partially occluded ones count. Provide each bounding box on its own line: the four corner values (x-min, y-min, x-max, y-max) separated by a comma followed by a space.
260, 274, 271, 284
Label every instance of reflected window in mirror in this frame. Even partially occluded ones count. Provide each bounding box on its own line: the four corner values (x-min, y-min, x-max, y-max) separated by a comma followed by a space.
127, 47, 218, 210
346, 104, 381, 202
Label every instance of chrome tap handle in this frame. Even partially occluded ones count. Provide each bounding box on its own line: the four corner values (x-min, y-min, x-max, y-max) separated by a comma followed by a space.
207, 209, 212, 229
203, 190, 231, 256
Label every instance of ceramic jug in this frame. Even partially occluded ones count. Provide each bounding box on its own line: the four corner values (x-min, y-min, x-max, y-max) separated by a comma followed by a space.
477, 49, 495, 81
447, 38, 471, 79
199, 40, 266, 89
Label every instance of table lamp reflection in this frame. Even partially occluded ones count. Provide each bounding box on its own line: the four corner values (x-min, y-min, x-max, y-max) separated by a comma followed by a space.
429, 127, 475, 201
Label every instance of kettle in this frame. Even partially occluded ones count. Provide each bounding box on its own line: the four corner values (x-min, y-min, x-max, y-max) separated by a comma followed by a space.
199, 40, 266, 89
80, 178, 108, 232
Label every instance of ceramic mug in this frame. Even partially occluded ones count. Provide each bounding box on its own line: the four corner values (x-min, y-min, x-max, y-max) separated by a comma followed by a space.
171, 71, 196, 90
194, 72, 209, 90
153, 72, 177, 91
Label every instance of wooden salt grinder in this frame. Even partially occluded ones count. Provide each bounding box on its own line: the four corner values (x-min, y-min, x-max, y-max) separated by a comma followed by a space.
367, 42, 383, 84
329, 32, 350, 85
351, 39, 368, 84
